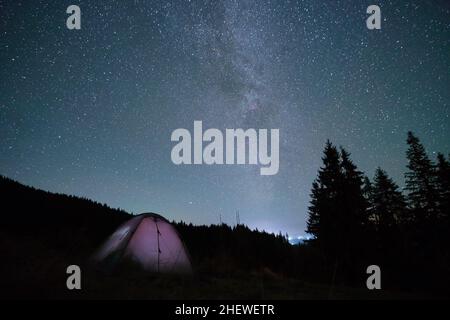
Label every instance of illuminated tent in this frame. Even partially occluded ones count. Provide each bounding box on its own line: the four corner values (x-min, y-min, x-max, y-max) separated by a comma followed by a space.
93, 213, 192, 274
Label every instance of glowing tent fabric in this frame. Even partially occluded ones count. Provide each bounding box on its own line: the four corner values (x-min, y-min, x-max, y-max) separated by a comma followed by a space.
93, 213, 192, 274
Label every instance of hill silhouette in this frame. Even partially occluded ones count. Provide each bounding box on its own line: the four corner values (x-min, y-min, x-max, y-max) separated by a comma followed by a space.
0, 175, 444, 299
0, 175, 306, 299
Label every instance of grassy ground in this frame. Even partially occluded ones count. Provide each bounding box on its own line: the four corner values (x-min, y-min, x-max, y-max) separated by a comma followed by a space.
0, 236, 427, 300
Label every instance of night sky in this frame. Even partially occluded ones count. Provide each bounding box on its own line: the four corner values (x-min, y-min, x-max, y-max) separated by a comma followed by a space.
1, 1, 449, 237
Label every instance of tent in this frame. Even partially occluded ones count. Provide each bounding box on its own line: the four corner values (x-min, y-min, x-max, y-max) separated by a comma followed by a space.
93, 213, 193, 274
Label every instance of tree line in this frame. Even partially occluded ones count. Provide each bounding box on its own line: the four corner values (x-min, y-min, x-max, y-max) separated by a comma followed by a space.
306, 132, 450, 290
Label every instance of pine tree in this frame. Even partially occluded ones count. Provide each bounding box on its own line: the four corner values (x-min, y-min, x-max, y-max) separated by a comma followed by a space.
307, 180, 322, 238
362, 176, 375, 223
405, 132, 439, 221
306, 141, 342, 253
436, 153, 450, 219
307, 142, 374, 283
339, 148, 369, 278
372, 168, 407, 229
362, 176, 373, 204
340, 148, 368, 230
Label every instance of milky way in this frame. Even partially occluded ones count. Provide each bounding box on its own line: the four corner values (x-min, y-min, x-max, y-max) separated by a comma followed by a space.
0, 1, 449, 236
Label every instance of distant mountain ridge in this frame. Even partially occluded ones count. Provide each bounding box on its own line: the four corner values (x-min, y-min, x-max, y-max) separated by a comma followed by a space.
0, 174, 297, 282
0, 175, 130, 251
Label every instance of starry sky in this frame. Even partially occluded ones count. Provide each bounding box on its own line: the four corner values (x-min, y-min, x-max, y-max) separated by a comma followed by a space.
1, 0, 449, 237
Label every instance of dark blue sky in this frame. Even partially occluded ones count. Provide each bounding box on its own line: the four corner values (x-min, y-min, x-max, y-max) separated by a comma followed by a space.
1, 0, 449, 237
